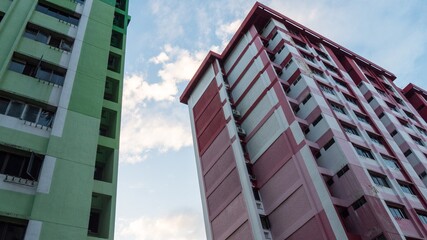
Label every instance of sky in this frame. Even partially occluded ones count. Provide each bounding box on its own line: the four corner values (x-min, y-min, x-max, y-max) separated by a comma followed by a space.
114, 0, 427, 239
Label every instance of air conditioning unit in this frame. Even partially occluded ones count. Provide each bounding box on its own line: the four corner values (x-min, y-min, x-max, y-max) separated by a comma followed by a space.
232, 109, 241, 119
237, 126, 246, 137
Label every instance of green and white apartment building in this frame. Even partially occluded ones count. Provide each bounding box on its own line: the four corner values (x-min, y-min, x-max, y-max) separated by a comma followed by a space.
0, 0, 129, 239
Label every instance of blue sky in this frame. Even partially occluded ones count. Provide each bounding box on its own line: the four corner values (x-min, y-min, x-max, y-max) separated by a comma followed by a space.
115, 0, 427, 239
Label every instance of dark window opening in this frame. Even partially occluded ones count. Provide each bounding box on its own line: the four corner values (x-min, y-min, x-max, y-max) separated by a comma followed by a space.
259, 215, 271, 230
104, 78, 119, 102
354, 146, 374, 159
108, 53, 121, 73
24, 24, 74, 52
113, 12, 125, 28
370, 173, 389, 188
9, 54, 66, 86
0, 149, 44, 181
337, 165, 349, 178
115, 0, 126, 10
0, 218, 28, 240
110, 30, 123, 49
388, 205, 407, 219
88, 210, 100, 235
36, 3, 80, 26
352, 196, 367, 210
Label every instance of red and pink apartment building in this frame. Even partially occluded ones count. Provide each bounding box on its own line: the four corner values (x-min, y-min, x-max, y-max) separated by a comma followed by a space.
180, 2, 427, 240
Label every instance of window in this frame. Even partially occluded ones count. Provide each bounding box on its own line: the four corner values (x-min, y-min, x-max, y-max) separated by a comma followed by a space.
9, 55, 66, 86
388, 103, 398, 113
366, 75, 377, 84
394, 97, 405, 106
324, 64, 338, 75
369, 133, 383, 145
370, 173, 389, 187
388, 205, 407, 219
88, 209, 100, 235
302, 53, 315, 63
284, 59, 293, 69
330, 102, 346, 114
412, 136, 424, 146
319, 84, 335, 95
0, 219, 27, 240
355, 112, 369, 124
404, 150, 412, 157
312, 115, 323, 126
0, 96, 55, 128
36, 3, 80, 26
352, 196, 367, 210
259, 215, 271, 230
400, 120, 411, 128
399, 183, 415, 195
113, 12, 125, 28
418, 213, 427, 224
384, 84, 395, 92
108, 53, 121, 73
302, 94, 311, 105
417, 127, 427, 136
334, 78, 347, 88
0, 149, 44, 181
115, 0, 126, 10
382, 156, 400, 170
345, 95, 358, 105
324, 139, 335, 150
405, 111, 415, 120
337, 165, 349, 177
294, 39, 307, 49
316, 49, 329, 60
311, 68, 325, 78
372, 234, 387, 240
24, 24, 74, 52
343, 124, 359, 136
354, 146, 374, 159
376, 88, 387, 97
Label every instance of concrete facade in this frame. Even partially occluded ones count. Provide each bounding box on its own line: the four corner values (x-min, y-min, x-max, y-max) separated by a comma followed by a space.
181, 3, 427, 240
0, 0, 129, 239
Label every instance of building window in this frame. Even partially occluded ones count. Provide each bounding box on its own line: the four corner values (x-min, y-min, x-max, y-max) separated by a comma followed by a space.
36, 3, 80, 26
417, 127, 427, 136
113, 12, 125, 28
352, 196, 367, 210
387, 103, 398, 113
0, 97, 55, 128
302, 53, 315, 63
115, 0, 126, 10
372, 234, 387, 240
355, 112, 369, 124
334, 78, 347, 88
330, 102, 346, 114
0, 219, 28, 240
0, 149, 44, 181
344, 95, 358, 105
312, 115, 323, 126
405, 111, 415, 120
418, 212, 427, 224
376, 88, 387, 97
294, 39, 307, 49
88, 209, 101, 235
324, 139, 335, 150
382, 155, 400, 170
368, 133, 383, 145
388, 205, 407, 219
370, 173, 389, 188
319, 84, 335, 95
259, 215, 271, 230
343, 124, 359, 136
412, 136, 424, 146
384, 84, 395, 92
399, 182, 415, 195
337, 165, 349, 178
399, 120, 411, 129
9, 55, 66, 86
110, 30, 123, 49
24, 24, 74, 52
324, 64, 338, 75
311, 68, 325, 78
284, 59, 293, 69
301, 94, 311, 105
394, 97, 405, 106
354, 146, 374, 159
316, 49, 329, 60
108, 53, 121, 73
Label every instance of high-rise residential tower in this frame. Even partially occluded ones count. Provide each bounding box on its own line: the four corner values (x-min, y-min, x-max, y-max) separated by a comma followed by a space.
181, 2, 427, 240
0, 0, 129, 239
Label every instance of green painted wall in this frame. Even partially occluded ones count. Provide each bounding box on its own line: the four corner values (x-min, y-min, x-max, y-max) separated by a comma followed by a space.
0, 0, 129, 239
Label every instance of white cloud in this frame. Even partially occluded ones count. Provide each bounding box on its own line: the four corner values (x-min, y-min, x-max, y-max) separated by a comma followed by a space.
119, 73, 193, 164
149, 52, 170, 64
215, 19, 243, 49
116, 212, 205, 240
